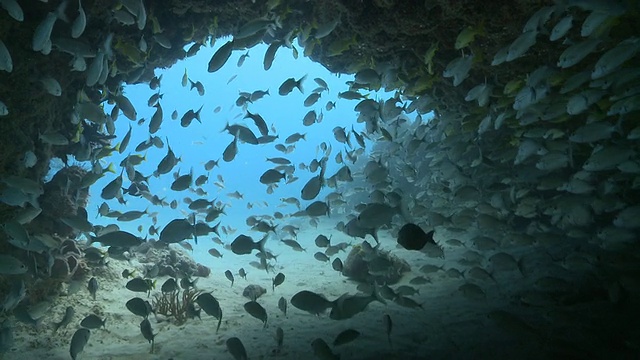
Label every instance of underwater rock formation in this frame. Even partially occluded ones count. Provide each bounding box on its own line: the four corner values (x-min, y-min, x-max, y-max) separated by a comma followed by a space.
342, 242, 411, 285
136, 245, 210, 278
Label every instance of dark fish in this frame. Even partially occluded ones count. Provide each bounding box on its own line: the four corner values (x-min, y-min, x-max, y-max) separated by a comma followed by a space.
87, 277, 98, 300
159, 218, 195, 244
315, 235, 330, 248
161, 278, 178, 293
126, 278, 155, 297
314, 252, 330, 262
245, 110, 269, 136
80, 314, 106, 329
69, 328, 90, 360
329, 288, 386, 320
333, 329, 360, 346
275, 326, 284, 354
383, 313, 392, 346
226, 337, 247, 360
272, 272, 285, 292
243, 301, 267, 328
278, 75, 306, 96
332, 258, 343, 273
311, 338, 338, 360
238, 268, 247, 280
278, 296, 287, 317
259, 169, 286, 184
53, 306, 74, 333
89, 231, 143, 248
126, 297, 152, 318
180, 277, 197, 290
223, 136, 238, 162
208, 40, 233, 72
225, 270, 234, 286
196, 293, 223, 333
230, 234, 267, 255
140, 318, 156, 353
291, 290, 333, 315
397, 223, 436, 251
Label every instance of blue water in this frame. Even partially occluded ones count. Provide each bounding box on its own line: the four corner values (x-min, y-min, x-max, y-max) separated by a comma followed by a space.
82, 37, 373, 267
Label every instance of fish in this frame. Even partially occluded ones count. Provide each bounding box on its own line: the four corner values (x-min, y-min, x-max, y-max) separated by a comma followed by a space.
159, 218, 195, 244
315, 235, 330, 248
455, 24, 484, 49
140, 318, 156, 353
243, 301, 267, 328
230, 234, 267, 255
291, 290, 333, 315
332, 258, 343, 273
33, 1, 67, 52
122, 269, 137, 279
278, 296, 287, 316
244, 110, 269, 136
69, 328, 90, 360
0, 100, 7, 116
285, 132, 306, 144
333, 329, 360, 346
71, 0, 86, 38
53, 306, 75, 333
397, 223, 437, 251
311, 338, 339, 360
196, 293, 222, 333
223, 136, 238, 162
208, 40, 234, 72
278, 75, 306, 95
238, 268, 247, 280
263, 41, 279, 70
1, 0, 23, 22
383, 313, 392, 346
125, 297, 152, 318
273, 326, 284, 354
87, 277, 98, 300
161, 278, 178, 293
329, 287, 386, 320
226, 337, 247, 360
314, 252, 330, 262
225, 270, 234, 286
272, 272, 285, 292
126, 278, 155, 297
189, 79, 205, 96
0, 255, 27, 275
89, 230, 143, 248
357, 203, 399, 229
180, 106, 203, 127
181, 68, 188, 87
592, 37, 640, 80
80, 314, 106, 329
1, 280, 25, 313
557, 37, 600, 68
306, 201, 330, 217
260, 169, 286, 184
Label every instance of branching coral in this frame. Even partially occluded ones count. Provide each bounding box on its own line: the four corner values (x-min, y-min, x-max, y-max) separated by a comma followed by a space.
152, 288, 202, 325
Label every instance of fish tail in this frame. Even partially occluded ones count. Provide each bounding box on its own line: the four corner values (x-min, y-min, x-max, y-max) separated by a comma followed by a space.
296, 74, 307, 93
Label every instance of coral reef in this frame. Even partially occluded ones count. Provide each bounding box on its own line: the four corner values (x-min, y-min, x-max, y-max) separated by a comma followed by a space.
136, 246, 210, 278
152, 288, 202, 325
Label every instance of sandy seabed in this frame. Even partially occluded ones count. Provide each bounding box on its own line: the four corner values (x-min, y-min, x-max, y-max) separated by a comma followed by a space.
7, 217, 536, 360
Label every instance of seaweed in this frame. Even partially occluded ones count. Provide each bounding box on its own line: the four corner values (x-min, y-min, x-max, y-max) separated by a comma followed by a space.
151, 288, 202, 325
